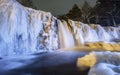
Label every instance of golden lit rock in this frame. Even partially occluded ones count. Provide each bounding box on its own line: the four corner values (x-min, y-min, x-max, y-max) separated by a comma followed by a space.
77, 52, 97, 68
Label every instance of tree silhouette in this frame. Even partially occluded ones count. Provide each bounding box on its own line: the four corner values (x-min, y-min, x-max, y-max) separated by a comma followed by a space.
58, 4, 82, 21
81, 1, 92, 23
90, 0, 120, 26
58, 0, 120, 26
66, 4, 82, 21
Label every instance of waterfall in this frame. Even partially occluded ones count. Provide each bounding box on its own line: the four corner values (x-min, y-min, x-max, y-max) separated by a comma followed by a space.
0, 0, 120, 56
0, 0, 58, 55
58, 20, 75, 48
61, 20, 120, 45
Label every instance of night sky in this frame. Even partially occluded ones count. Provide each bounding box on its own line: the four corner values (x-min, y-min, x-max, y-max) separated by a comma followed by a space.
32, 0, 97, 16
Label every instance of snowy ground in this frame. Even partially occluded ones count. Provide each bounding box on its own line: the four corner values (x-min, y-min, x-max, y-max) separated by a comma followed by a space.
0, 51, 89, 75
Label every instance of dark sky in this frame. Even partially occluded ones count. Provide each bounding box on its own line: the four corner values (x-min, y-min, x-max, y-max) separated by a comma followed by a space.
32, 0, 97, 16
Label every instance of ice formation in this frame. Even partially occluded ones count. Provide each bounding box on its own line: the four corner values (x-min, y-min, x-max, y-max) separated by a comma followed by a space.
0, 0, 58, 56
77, 52, 120, 75
0, 0, 120, 56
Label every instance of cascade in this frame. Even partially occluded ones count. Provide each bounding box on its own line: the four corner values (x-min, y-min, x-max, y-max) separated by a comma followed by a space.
0, 0, 58, 56
60, 20, 120, 45
0, 0, 120, 56
58, 20, 75, 48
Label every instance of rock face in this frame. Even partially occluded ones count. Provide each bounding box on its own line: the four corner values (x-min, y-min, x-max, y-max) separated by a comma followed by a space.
0, 0, 120, 56
84, 42, 120, 51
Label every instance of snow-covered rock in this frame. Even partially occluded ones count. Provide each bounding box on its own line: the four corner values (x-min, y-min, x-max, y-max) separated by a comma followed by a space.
89, 63, 120, 75
77, 52, 120, 75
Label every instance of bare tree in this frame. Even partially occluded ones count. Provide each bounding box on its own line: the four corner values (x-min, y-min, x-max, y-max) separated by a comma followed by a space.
90, 0, 120, 26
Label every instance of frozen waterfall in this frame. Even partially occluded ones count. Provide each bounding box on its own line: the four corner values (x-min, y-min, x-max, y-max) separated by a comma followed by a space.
0, 0, 58, 56
0, 0, 120, 56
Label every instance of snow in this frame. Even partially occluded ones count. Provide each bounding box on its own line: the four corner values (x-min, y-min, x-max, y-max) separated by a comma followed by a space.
89, 63, 120, 75
77, 51, 120, 75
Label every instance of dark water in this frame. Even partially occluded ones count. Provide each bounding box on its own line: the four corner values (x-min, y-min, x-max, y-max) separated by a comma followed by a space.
0, 51, 89, 75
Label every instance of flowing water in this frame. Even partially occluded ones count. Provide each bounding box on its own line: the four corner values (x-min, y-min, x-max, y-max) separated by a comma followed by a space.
0, 0, 120, 56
